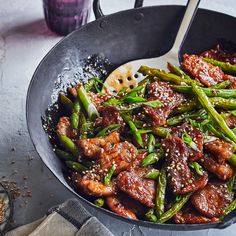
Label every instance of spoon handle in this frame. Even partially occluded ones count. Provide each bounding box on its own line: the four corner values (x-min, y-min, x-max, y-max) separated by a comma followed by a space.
171, 0, 201, 54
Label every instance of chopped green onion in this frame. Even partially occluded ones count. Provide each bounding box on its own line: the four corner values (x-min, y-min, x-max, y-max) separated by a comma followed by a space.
145, 209, 158, 222
182, 132, 199, 151
148, 134, 156, 153
189, 161, 204, 176
145, 169, 160, 180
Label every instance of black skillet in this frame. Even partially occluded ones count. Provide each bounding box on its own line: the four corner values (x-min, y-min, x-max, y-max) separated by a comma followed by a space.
26, 0, 236, 231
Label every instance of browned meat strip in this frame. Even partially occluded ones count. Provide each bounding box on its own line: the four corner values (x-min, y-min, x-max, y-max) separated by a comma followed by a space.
172, 123, 203, 161
116, 167, 156, 208
95, 106, 124, 128
226, 115, 236, 128
162, 136, 208, 194
173, 207, 219, 224
191, 182, 234, 218
200, 44, 236, 65
106, 195, 137, 219
202, 154, 234, 180
71, 172, 115, 197
182, 54, 227, 87
204, 139, 234, 163
56, 117, 77, 139
99, 141, 138, 174
144, 81, 184, 126
78, 131, 120, 157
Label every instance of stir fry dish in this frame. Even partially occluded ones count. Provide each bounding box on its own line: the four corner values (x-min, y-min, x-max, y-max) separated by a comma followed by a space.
53, 44, 236, 224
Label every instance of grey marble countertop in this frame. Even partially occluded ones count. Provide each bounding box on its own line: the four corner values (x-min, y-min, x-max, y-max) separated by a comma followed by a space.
0, 0, 235, 235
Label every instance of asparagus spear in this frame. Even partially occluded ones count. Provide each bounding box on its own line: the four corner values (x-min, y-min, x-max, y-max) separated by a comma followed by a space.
94, 198, 105, 207
55, 148, 75, 161
156, 194, 192, 223
172, 85, 236, 99
104, 165, 116, 186
59, 93, 73, 111
192, 84, 236, 143
203, 58, 236, 74
58, 134, 78, 156
156, 167, 167, 218
65, 161, 88, 172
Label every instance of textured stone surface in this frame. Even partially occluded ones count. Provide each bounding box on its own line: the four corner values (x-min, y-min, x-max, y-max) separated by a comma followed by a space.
0, 0, 235, 235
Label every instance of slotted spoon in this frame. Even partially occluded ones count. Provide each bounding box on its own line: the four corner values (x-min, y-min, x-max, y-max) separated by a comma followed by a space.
104, 0, 200, 93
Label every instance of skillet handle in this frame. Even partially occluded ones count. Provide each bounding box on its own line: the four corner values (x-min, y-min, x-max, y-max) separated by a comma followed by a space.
93, 0, 144, 19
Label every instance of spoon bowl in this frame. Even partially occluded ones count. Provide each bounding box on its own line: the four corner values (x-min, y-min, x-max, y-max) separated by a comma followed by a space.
104, 0, 200, 93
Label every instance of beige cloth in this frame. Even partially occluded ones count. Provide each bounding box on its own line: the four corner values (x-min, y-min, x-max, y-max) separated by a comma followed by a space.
5, 199, 113, 236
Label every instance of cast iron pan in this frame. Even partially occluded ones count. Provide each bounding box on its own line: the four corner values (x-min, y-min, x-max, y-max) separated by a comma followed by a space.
26, 0, 236, 231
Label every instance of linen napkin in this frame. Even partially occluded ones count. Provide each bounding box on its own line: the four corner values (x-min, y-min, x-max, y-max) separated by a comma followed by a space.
5, 199, 113, 236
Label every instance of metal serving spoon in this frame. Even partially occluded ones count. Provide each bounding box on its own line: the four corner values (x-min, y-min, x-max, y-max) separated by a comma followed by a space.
104, 0, 200, 93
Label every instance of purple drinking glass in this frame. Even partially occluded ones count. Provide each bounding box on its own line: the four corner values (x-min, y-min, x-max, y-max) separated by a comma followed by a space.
43, 0, 93, 36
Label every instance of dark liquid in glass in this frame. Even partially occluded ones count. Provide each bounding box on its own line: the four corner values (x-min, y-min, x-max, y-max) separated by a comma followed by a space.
43, 0, 92, 35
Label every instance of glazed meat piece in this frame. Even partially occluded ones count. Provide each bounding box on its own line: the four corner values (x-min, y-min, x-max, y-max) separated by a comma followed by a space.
200, 44, 236, 65
144, 81, 184, 126
173, 207, 219, 224
172, 123, 203, 161
202, 154, 234, 180
116, 167, 156, 208
162, 136, 208, 194
226, 115, 236, 128
78, 131, 120, 157
182, 54, 228, 87
99, 141, 138, 174
71, 172, 115, 197
106, 193, 146, 220
88, 91, 113, 110
56, 117, 77, 139
95, 106, 124, 128
204, 139, 234, 163
191, 182, 234, 218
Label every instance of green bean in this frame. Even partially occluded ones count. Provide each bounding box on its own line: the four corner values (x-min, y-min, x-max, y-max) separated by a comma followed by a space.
123, 96, 147, 103
189, 162, 204, 175
104, 165, 116, 186
141, 153, 159, 167
156, 167, 167, 218
210, 80, 231, 89
55, 148, 75, 161
128, 120, 144, 148
59, 93, 73, 111
58, 134, 78, 156
96, 124, 121, 137
76, 85, 99, 121
156, 194, 192, 223
94, 198, 105, 207
148, 134, 156, 153
167, 109, 207, 126
84, 78, 94, 92
145, 209, 158, 222
138, 66, 189, 85
167, 63, 202, 86
220, 199, 236, 220
145, 169, 160, 180
173, 100, 200, 114
173, 85, 236, 99
152, 127, 170, 138
65, 161, 88, 172
203, 58, 236, 74
192, 84, 236, 143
